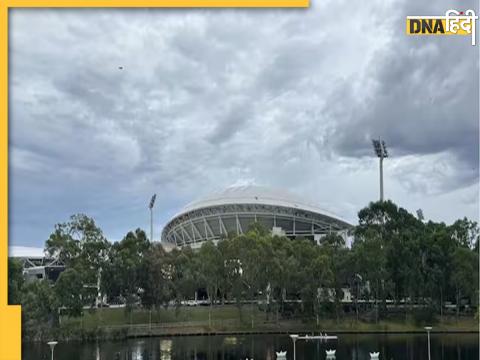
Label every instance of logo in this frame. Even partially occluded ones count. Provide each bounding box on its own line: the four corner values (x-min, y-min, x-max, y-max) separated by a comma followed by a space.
406, 9, 478, 45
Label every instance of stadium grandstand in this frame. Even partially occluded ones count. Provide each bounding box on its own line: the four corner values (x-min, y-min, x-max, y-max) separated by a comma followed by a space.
161, 185, 352, 249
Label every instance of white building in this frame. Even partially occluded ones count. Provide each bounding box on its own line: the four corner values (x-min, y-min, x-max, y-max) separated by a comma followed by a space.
162, 185, 352, 249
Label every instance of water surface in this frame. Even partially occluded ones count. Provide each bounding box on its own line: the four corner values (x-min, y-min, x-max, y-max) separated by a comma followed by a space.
23, 333, 479, 360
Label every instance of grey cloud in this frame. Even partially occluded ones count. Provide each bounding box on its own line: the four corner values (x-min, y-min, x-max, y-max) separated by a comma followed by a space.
327, 0, 479, 192
8, 2, 479, 247
207, 99, 254, 144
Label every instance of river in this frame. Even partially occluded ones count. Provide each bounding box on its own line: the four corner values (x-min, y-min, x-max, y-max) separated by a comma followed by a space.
23, 333, 479, 360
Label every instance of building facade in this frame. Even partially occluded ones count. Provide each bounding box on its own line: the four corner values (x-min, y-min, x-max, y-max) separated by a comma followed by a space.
162, 185, 352, 248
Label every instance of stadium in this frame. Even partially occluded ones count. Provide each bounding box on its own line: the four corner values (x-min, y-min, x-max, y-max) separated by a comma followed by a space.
161, 185, 352, 248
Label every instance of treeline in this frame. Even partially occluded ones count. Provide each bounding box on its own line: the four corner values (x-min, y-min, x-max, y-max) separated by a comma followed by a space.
9, 201, 479, 338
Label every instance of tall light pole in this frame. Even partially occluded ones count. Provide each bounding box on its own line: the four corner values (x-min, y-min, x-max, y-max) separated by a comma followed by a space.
149, 194, 156, 241
425, 326, 432, 360
372, 139, 388, 202
148, 192, 156, 333
289, 334, 299, 360
47, 341, 57, 360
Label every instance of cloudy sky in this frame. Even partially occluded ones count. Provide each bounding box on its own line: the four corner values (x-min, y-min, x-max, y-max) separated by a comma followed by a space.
9, 0, 479, 248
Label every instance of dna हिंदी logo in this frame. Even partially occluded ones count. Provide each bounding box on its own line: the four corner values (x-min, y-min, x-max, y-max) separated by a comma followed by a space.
406, 9, 478, 45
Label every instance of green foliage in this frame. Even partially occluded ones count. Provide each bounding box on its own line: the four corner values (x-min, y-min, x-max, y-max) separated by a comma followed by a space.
45, 214, 109, 271
168, 246, 198, 305
55, 268, 85, 317
43, 214, 111, 315
102, 228, 151, 311
198, 240, 223, 303
14, 205, 480, 340
141, 242, 172, 309
451, 247, 478, 305
21, 280, 59, 339
8, 258, 24, 304
353, 201, 479, 322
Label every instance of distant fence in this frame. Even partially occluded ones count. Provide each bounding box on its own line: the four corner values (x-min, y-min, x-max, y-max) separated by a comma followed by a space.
100, 319, 305, 337
102, 319, 243, 337
103, 319, 240, 330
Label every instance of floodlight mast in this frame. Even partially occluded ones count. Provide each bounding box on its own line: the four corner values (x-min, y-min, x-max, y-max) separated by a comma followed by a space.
149, 194, 156, 241
372, 139, 388, 202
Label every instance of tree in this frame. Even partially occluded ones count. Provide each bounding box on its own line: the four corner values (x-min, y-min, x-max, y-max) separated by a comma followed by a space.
256, 233, 303, 321
45, 214, 109, 269
355, 201, 426, 319
423, 222, 455, 320
352, 229, 387, 323
451, 247, 478, 320
141, 242, 172, 310
16, 204, 480, 338
102, 229, 150, 314
234, 232, 264, 328
450, 218, 479, 248
169, 246, 198, 311
263, 235, 294, 322
198, 240, 223, 326
294, 239, 333, 325
21, 280, 59, 340
320, 233, 349, 322
55, 268, 85, 317
8, 258, 24, 305
217, 237, 245, 317
45, 214, 110, 307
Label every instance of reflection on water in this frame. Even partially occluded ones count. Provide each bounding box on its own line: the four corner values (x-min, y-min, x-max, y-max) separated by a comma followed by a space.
224, 337, 238, 346
160, 339, 173, 360
131, 340, 145, 360
23, 333, 479, 360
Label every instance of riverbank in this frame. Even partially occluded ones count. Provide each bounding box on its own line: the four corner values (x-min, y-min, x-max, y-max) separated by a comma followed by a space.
25, 305, 479, 342
92, 319, 479, 339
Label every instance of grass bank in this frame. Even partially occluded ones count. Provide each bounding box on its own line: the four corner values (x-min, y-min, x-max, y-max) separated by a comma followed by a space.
62, 305, 263, 329
44, 305, 477, 342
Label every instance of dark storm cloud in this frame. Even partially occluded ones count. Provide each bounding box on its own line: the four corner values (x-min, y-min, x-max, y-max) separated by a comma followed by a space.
329, 0, 479, 191
8, 1, 479, 248
207, 98, 254, 144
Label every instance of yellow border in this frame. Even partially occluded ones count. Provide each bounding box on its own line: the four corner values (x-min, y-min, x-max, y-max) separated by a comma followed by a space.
0, 0, 308, 359
7, 0, 309, 7
0, 4, 21, 360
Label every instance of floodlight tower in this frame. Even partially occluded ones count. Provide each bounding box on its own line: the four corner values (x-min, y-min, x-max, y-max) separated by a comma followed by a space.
372, 139, 388, 202
149, 194, 156, 241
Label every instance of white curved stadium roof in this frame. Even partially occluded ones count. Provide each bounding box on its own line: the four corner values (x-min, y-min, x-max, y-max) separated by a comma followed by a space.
163, 185, 352, 246
9, 246, 45, 259
179, 185, 349, 224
